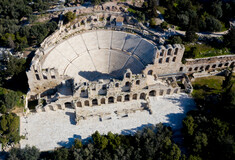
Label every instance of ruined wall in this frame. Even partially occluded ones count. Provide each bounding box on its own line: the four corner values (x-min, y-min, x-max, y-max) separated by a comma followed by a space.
181, 55, 235, 73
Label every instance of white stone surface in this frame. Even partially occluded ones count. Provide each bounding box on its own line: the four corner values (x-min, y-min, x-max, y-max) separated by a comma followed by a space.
20, 93, 196, 151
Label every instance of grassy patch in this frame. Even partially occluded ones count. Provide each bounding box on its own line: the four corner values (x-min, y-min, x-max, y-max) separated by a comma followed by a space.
184, 44, 232, 59
192, 74, 235, 100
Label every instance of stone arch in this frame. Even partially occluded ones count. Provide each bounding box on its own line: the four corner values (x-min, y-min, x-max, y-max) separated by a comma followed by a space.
108, 97, 114, 103
160, 50, 164, 56
49, 105, 53, 110
218, 63, 223, 67
159, 58, 162, 64
117, 96, 122, 102
125, 94, 130, 101
140, 93, 146, 100
174, 48, 178, 55
126, 72, 130, 78
166, 57, 170, 63
84, 100, 90, 106
92, 99, 98, 106
149, 90, 156, 96
148, 70, 153, 75
188, 68, 192, 72
136, 80, 140, 85
101, 98, 106, 104
125, 81, 131, 86
57, 104, 62, 109
77, 101, 82, 107
194, 67, 198, 71
159, 90, 164, 96
133, 93, 138, 100
225, 63, 229, 66
179, 67, 183, 72
212, 64, 216, 68
65, 102, 72, 108
167, 89, 171, 95
205, 65, 210, 71
167, 49, 172, 55
200, 66, 204, 71
115, 83, 119, 87
35, 74, 40, 80
172, 57, 176, 62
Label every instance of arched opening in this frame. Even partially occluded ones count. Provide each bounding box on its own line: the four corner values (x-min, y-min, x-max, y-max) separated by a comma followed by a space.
133, 94, 137, 100
35, 74, 40, 80
172, 57, 176, 62
179, 67, 183, 72
167, 89, 171, 95
174, 89, 178, 93
92, 99, 98, 106
212, 64, 216, 68
101, 98, 106, 104
136, 80, 140, 85
84, 100, 89, 106
57, 104, 62, 109
115, 83, 119, 87
49, 105, 53, 110
194, 67, 198, 71
188, 68, 192, 72
108, 97, 114, 103
159, 58, 162, 64
126, 72, 130, 78
117, 96, 122, 102
160, 90, 164, 96
225, 63, 229, 66
65, 102, 72, 108
160, 50, 164, 56
149, 90, 156, 96
167, 49, 172, 55
200, 66, 204, 71
174, 48, 178, 55
218, 64, 223, 67
77, 101, 82, 107
140, 93, 146, 100
125, 95, 130, 101
148, 70, 153, 75
205, 65, 210, 71
166, 57, 170, 63
125, 81, 130, 86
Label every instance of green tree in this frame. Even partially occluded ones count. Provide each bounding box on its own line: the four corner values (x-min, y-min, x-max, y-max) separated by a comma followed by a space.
64, 11, 76, 24
223, 28, 235, 51
8, 145, 40, 160
183, 115, 197, 136
185, 30, 198, 43
205, 16, 222, 32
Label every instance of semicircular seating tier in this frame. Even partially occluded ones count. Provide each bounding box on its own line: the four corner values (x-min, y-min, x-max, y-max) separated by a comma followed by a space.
42, 30, 156, 83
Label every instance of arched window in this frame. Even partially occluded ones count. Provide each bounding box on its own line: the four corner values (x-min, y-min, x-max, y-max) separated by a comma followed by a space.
108, 97, 114, 103
125, 95, 130, 101
148, 70, 153, 75
101, 98, 105, 104
140, 93, 146, 100
149, 90, 156, 96
179, 67, 183, 72
126, 73, 130, 78
133, 94, 137, 100
92, 99, 98, 106
166, 57, 170, 63
136, 80, 140, 85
